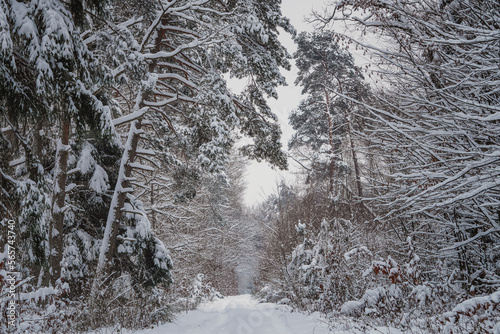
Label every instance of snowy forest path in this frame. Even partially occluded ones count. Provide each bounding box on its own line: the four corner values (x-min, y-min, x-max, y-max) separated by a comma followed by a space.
135, 294, 401, 334
138, 294, 331, 334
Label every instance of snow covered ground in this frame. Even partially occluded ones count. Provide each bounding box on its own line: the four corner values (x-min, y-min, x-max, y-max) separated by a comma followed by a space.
128, 294, 402, 334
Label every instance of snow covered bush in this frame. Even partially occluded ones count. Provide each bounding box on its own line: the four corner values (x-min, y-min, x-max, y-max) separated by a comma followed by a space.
337, 237, 458, 332
0, 270, 77, 334
286, 218, 372, 314
166, 274, 223, 313
78, 271, 174, 331
255, 285, 294, 305
444, 290, 500, 334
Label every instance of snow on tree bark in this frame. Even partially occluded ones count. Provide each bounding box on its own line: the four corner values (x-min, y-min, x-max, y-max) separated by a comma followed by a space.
49, 116, 70, 285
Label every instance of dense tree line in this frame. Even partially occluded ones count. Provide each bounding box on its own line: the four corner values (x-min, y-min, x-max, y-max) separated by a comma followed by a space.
255, 1, 499, 333
1, 0, 498, 332
0, 0, 291, 332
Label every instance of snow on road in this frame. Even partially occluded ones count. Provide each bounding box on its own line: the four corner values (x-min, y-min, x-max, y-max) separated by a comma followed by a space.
136, 294, 402, 334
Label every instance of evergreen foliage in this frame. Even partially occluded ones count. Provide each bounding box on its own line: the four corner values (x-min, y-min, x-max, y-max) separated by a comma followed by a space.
2, 0, 498, 332
0, 0, 292, 331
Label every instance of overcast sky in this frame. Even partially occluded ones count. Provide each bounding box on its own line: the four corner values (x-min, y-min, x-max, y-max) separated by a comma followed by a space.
242, 0, 328, 206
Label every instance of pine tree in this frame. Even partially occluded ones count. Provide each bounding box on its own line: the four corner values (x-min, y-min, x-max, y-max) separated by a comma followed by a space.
0, 0, 115, 287
93, 0, 294, 287
1, 0, 299, 330
290, 31, 370, 206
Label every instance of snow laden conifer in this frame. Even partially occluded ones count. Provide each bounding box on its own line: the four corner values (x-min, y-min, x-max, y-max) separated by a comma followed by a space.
289, 31, 370, 218
0, 0, 126, 331
0, 0, 115, 289
93, 0, 293, 293
65, 0, 297, 328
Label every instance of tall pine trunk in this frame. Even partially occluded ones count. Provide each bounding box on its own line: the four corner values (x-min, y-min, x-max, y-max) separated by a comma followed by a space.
347, 118, 362, 198
49, 116, 71, 286
34, 121, 44, 162
324, 88, 335, 195
93, 13, 168, 290
94, 120, 143, 284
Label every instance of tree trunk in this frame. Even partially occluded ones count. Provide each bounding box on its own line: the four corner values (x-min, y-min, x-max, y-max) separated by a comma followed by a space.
95, 120, 143, 277
151, 183, 156, 230
50, 116, 71, 286
34, 121, 44, 162
347, 118, 363, 198
94, 12, 169, 284
92, 11, 169, 302
324, 88, 335, 195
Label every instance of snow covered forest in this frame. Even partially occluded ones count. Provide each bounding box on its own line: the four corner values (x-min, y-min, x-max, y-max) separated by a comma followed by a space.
0, 0, 499, 333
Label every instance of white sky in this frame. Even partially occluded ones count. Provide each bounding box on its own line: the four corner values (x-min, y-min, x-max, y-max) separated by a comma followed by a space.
242, 0, 329, 206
